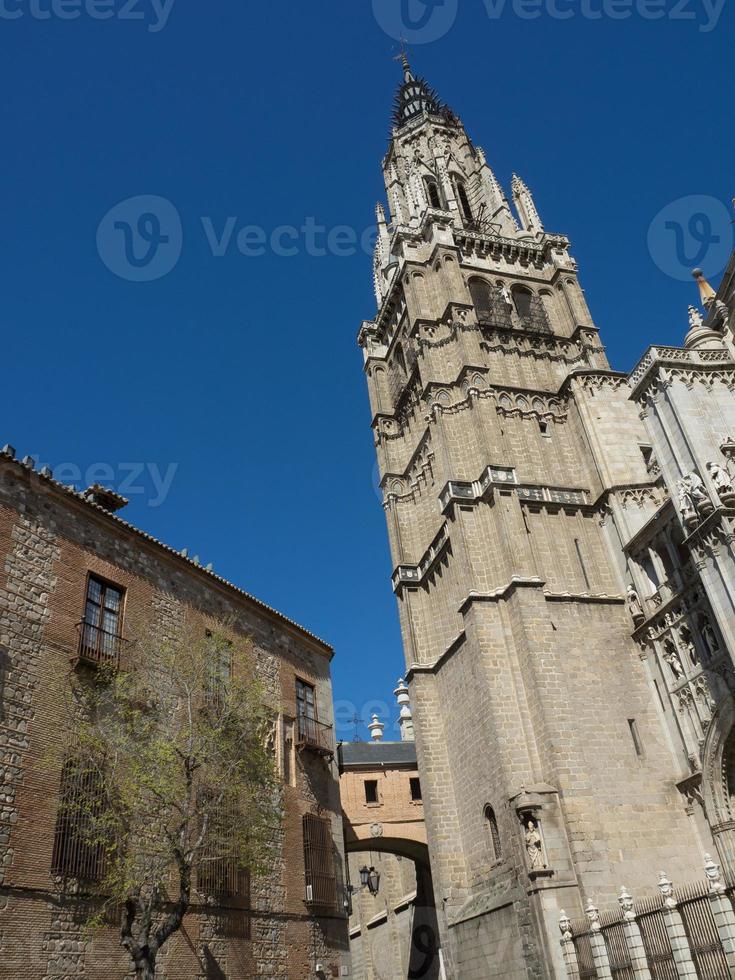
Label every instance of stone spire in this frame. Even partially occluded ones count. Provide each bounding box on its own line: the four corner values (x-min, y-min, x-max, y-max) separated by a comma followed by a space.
391, 58, 456, 132
394, 678, 415, 742
512, 174, 544, 234
693, 268, 717, 308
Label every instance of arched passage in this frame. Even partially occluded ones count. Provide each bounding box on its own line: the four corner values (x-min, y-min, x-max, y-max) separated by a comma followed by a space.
339, 740, 441, 980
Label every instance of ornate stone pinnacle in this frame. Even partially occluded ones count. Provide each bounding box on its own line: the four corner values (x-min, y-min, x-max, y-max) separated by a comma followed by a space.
704, 854, 725, 894
689, 305, 704, 330
658, 871, 676, 908
585, 902, 601, 931
693, 268, 717, 308
618, 886, 635, 921
559, 910, 572, 938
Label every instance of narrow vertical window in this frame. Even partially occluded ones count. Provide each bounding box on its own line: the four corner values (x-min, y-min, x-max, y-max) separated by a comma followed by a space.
454, 179, 473, 223
204, 630, 232, 711
484, 805, 502, 861
574, 538, 592, 590
410, 777, 422, 802
364, 780, 379, 804
628, 719, 644, 757
425, 178, 442, 209
303, 814, 337, 908
282, 717, 295, 786
79, 576, 124, 667
296, 678, 317, 746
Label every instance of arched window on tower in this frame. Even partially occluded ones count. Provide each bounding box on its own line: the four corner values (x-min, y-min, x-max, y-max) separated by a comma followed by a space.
454, 179, 473, 224
484, 805, 502, 861
469, 278, 494, 321
425, 178, 443, 210
512, 286, 534, 321
394, 343, 407, 377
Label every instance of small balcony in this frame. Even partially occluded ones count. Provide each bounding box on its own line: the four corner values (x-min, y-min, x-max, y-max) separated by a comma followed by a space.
76, 619, 126, 669
296, 715, 334, 758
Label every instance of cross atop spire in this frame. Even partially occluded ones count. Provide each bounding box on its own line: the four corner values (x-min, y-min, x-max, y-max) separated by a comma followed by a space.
393, 39, 414, 82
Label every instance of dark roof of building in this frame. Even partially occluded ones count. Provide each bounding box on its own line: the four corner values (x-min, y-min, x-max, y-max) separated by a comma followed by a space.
0, 447, 333, 656
338, 740, 417, 770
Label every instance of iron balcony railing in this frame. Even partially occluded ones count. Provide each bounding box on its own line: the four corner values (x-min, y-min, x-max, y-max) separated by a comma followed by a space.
296, 715, 334, 758
76, 619, 126, 668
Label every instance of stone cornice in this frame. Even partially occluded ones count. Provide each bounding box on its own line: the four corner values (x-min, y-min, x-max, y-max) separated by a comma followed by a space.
628, 345, 734, 400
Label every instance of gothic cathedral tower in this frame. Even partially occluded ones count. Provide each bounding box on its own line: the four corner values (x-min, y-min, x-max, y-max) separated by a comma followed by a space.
358, 60, 705, 978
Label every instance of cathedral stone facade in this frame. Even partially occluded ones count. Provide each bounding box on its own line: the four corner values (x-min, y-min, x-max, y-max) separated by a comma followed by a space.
358, 59, 735, 978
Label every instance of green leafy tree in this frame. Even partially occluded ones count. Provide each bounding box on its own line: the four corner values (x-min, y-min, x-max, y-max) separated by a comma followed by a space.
63, 626, 281, 980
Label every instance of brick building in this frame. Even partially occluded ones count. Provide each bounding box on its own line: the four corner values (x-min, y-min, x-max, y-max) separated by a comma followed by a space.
0, 448, 349, 978
357, 56, 735, 978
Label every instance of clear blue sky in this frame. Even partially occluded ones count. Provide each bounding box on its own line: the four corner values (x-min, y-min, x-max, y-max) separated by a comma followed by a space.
2, 0, 733, 741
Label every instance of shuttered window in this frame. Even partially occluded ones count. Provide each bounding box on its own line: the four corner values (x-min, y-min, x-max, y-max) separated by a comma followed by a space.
303, 814, 337, 909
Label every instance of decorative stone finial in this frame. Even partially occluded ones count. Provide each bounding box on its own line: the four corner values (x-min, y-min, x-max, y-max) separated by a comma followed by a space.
619, 887, 635, 922
585, 902, 601, 931
704, 854, 725, 894
689, 305, 704, 330
368, 713, 385, 742
658, 871, 676, 908
394, 678, 415, 742
559, 911, 572, 939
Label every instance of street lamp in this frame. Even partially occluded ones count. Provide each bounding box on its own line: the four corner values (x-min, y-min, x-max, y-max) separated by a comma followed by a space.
367, 866, 381, 896
359, 865, 370, 888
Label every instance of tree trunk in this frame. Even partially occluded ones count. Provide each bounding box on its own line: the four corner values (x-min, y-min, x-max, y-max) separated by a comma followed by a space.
135, 958, 156, 980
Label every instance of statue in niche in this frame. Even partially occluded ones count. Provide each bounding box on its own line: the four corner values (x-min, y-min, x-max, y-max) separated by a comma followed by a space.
689, 472, 713, 513
524, 817, 546, 871
679, 624, 699, 665
678, 472, 713, 523
663, 640, 685, 681
707, 461, 735, 505
499, 282, 513, 310
701, 618, 720, 656
695, 677, 715, 714
677, 477, 698, 526
627, 586, 645, 625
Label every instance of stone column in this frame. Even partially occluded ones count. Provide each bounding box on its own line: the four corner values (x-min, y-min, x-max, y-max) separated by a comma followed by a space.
658, 872, 698, 979
618, 887, 652, 980
704, 853, 735, 972
586, 903, 613, 980
558, 911, 580, 980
